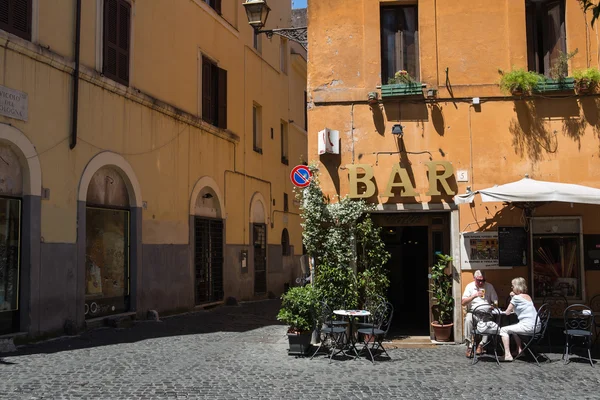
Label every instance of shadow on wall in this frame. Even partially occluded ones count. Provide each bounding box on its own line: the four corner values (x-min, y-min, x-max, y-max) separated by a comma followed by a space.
321, 150, 341, 196
580, 97, 600, 154
383, 101, 429, 122
431, 104, 445, 136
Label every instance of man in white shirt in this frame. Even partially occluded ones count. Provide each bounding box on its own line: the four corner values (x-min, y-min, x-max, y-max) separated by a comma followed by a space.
461, 270, 498, 358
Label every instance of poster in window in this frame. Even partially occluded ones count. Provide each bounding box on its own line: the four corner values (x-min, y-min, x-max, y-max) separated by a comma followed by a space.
460, 232, 499, 270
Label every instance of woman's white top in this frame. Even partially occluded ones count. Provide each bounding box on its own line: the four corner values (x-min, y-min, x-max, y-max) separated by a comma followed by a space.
511, 294, 538, 328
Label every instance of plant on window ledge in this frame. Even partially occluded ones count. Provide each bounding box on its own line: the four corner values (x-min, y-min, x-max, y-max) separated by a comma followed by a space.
535, 49, 578, 93
573, 68, 600, 94
381, 70, 423, 98
498, 68, 544, 96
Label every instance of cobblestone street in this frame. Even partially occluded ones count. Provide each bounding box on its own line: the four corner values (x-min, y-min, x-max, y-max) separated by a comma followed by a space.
1, 300, 600, 399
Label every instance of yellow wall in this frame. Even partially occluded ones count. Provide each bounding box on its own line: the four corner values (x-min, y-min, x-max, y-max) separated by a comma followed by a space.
307, 0, 600, 302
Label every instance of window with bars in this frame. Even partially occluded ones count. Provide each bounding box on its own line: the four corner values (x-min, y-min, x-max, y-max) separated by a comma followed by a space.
0, 0, 32, 41
280, 121, 288, 165
204, 0, 221, 14
202, 56, 228, 129
103, 0, 131, 86
380, 5, 419, 84
526, 0, 566, 77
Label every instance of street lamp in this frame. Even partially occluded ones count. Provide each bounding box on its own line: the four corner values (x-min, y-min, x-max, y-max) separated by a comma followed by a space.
242, 0, 307, 50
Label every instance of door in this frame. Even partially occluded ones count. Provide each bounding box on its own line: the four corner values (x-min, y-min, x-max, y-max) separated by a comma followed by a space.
253, 223, 267, 294
0, 198, 21, 335
194, 217, 224, 304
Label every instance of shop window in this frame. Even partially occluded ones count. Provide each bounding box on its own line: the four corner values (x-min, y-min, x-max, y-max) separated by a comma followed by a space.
253, 103, 262, 153
532, 218, 582, 300
281, 228, 290, 256
0, 0, 32, 41
202, 56, 228, 129
103, 0, 131, 86
380, 5, 419, 84
526, 0, 566, 77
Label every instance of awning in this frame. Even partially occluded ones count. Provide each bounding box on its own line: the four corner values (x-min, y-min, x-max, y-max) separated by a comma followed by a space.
454, 177, 600, 205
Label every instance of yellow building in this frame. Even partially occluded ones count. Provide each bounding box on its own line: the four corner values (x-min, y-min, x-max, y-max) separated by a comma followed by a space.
0, 0, 307, 337
307, 0, 600, 342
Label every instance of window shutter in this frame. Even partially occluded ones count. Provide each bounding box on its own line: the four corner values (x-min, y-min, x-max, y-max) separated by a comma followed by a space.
543, 0, 566, 76
214, 0, 221, 15
202, 58, 213, 123
103, 0, 130, 85
0, 1, 9, 29
217, 67, 227, 129
1, 0, 31, 41
525, 3, 538, 73
117, 0, 130, 84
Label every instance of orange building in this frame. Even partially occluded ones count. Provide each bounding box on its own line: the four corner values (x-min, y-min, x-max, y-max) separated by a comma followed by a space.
307, 0, 600, 342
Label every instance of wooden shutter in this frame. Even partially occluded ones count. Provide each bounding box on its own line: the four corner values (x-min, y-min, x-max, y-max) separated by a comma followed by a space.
0, 0, 32, 41
202, 57, 214, 124
214, 0, 221, 15
103, 0, 130, 85
543, 0, 566, 76
217, 67, 227, 129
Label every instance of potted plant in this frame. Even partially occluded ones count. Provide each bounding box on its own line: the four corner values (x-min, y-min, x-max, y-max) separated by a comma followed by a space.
277, 285, 317, 356
498, 68, 544, 96
429, 253, 454, 342
380, 70, 423, 98
573, 68, 600, 94
535, 49, 578, 93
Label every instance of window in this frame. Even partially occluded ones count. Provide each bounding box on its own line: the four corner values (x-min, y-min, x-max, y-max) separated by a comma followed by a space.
280, 38, 288, 73
204, 0, 221, 14
0, 0, 32, 41
202, 56, 228, 129
103, 0, 131, 86
281, 228, 290, 256
253, 31, 262, 53
526, 0, 566, 76
253, 104, 262, 153
283, 193, 289, 213
380, 5, 419, 84
280, 121, 288, 165
304, 91, 308, 131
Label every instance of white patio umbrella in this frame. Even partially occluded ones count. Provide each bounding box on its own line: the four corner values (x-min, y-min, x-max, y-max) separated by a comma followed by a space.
454, 176, 600, 205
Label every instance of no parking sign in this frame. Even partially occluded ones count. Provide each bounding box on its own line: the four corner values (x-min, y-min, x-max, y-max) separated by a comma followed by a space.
290, 165, 312, 188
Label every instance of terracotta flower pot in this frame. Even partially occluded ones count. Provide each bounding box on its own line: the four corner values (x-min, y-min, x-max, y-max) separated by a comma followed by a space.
576, 80, 591, 94
431, 321, 454, 342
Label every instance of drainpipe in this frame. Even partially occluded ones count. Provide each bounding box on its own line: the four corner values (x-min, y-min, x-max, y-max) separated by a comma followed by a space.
70, 0, 82, 150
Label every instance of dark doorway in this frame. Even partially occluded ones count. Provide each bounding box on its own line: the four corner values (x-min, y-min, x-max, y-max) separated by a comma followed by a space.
253, 224, 267, 294
194, 217, 224, 305
383, 225, 430, 337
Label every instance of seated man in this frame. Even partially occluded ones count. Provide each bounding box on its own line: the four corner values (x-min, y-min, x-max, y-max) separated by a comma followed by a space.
461, 270, 498, 357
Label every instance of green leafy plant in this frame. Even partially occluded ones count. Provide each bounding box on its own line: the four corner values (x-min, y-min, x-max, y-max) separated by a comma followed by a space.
548, 49, 578, 81
387, 70, 416, 84
277, 285, 318, 334
429, 253, 454, 325
356, 217, 390, 308
498, 68, 544, 95
573, 67, 600, 91
314, 263, 359, 311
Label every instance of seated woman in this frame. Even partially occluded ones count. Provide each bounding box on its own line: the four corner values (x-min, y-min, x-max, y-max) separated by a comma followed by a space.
500, 277, 540, 361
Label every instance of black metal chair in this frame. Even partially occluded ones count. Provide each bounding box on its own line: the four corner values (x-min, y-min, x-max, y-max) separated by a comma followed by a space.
470, 304, 501, 366
310, 301, 348, 363
563, 304, 595, 367
587, 294, 600, 345
514, 303, 551, 366
542, 295, 568, 350
357, 295, 385, 330
356, 302, 394, 363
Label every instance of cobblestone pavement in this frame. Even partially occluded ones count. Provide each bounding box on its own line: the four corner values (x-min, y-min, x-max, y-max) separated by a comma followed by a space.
2, 300, 600, 399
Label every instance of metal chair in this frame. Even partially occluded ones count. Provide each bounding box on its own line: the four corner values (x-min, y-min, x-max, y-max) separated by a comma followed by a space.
587, 294, 600, 345
563, 304, 595, 367
470, 304, 501, 366
542, 295, 568, 350
357, 295, 385, 330
310, 301, 348, 363
356, 302, 394, 363
514, 303, 551, 366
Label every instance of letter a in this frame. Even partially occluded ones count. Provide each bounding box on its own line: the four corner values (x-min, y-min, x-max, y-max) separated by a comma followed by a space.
381, 163, 417, 198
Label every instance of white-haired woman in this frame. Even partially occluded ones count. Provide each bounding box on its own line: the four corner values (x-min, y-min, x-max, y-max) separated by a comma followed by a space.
500, 277, 540, 361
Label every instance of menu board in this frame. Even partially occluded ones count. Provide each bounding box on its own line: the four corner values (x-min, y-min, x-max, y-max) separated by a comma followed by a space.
498, 227, 528, 267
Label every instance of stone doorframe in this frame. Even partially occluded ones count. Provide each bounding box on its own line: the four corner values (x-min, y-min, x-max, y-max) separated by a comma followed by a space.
76, 151, 143, 327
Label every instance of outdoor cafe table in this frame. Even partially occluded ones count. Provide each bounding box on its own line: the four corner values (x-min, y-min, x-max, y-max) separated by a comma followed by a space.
333, 309, 371, 357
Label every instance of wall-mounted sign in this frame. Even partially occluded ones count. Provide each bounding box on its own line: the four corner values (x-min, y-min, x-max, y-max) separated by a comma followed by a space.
290, 165, 312, 188
498, 226, 528, 267
318, 128, 340, 155
0, 85, 28, 121
347, 161, 455, 199
460, 231, 500, 270
456, 169, 469, 182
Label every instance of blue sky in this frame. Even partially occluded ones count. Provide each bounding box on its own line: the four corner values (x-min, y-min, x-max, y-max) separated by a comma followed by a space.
292, 0, 307, 9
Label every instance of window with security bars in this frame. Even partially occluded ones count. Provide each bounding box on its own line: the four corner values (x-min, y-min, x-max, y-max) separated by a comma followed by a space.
283, 193, 289, 213
281, 229, 290, 256
194, 218, 224, 304
103, 0, 131, 86
202, 56, 228, 129
0, 0, 32, 41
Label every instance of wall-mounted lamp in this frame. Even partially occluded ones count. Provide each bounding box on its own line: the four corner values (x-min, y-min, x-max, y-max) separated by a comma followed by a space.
391, 124, 404, 137
202, 193, 214, 199
243, 0, 307, 50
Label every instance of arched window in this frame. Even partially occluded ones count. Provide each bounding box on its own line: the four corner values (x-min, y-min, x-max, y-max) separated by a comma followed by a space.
281, 228, 290, 256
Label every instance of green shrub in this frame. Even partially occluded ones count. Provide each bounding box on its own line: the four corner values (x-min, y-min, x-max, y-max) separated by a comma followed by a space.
277, 285, 318, 333
573, 67, 600, 89
429, 253, 454, 325
498, 68, 544, 95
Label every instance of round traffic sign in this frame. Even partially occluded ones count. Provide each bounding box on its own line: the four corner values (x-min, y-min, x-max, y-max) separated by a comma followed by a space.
290, 165, 312, 188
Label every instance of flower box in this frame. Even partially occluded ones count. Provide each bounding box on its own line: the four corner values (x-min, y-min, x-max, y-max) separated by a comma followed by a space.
534, 78, 575, 93
381, 83, 424, 98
